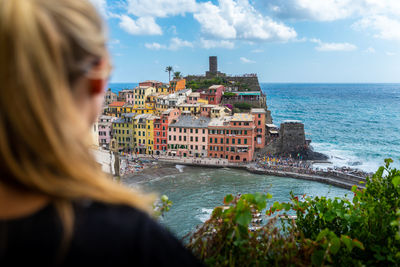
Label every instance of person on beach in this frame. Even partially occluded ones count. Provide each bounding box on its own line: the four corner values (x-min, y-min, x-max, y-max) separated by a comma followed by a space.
0, 0, 202, 266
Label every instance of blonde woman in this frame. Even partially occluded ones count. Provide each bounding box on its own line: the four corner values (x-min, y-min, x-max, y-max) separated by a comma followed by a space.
0, 0, 202, 266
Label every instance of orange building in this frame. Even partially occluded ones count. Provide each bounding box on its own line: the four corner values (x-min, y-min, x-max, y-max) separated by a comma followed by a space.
208, 113, 256, 163
251, 108, 266, 148
169, 79, 186, 93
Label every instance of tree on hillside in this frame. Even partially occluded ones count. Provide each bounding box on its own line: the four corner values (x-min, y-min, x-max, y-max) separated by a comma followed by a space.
173, 71, 182, 80
165, 66, 173, 82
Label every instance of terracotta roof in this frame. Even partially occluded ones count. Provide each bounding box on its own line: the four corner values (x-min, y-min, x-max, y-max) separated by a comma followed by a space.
109, 101, 126, 107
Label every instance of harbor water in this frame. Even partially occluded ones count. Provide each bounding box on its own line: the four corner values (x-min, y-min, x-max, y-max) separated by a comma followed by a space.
111, 83, 400, 238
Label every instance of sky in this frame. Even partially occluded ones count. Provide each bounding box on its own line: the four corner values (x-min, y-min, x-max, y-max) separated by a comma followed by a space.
90, 0, 400, 83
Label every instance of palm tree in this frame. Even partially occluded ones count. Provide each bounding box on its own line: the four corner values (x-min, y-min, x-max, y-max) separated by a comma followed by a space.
165, 66, 173, 82
173, 71, 182, 80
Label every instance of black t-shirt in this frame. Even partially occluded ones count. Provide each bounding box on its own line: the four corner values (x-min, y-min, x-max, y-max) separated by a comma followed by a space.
0, 199, 203, 266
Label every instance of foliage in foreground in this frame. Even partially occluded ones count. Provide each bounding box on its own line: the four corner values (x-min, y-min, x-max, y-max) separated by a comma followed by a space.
186, 159, 400, 266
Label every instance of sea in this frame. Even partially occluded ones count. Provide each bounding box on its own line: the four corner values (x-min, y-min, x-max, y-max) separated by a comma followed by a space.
110, 82, 400, 238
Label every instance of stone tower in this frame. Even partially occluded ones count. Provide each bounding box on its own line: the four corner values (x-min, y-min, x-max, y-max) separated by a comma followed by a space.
209, 56, 217, 74
278, 120, 306, 155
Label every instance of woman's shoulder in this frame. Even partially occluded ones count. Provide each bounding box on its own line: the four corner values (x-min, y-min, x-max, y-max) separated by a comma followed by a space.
69, 199, 203, 266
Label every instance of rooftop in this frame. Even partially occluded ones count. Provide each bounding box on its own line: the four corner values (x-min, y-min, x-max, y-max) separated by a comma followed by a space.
235, 91, 261, 96
208, 116, 232, 127
209, 85, 224, 89
135, 114, 159, 120
189, 92, 200, 97
140, 80, 162, 84
251, 108, 266, 114
109, 101, 126, 107
169, 115, 211, 128
231, 113, 253, 122
283, 120, 303, 124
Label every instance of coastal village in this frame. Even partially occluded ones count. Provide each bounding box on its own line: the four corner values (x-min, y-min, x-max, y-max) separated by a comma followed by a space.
92, 57, 369, 189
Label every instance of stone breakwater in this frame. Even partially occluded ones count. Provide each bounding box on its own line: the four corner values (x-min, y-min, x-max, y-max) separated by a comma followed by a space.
157, 157, 366, 190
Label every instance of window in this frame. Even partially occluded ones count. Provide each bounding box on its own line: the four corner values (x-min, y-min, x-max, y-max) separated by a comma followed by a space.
195, 129, 198, 134
190, 145, 193, 149
244, 139, 247, 144
210, 138, 212, 143
174, 128, 176, 132
203, 129, 205, 134
232, 139, 235, 144
258, 121, 261, 125
238, 139, 241, 144
214, 138, 217, 143
202, 137, 205, 142
190, 136, 193, 142
190, 129, 193, 133
179, 136, 182, 141
169, 136, 171, 141
184, 136, 186, 141
179, 128, 182, 133
174, 136, 176, 141
220, 138, 223, 144
203, 146, 205, 150
184, 129, 187, 133
195, 137, 198, 142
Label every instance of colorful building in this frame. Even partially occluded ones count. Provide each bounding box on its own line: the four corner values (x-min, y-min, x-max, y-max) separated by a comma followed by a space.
98, 115, 116, 149
200, 85, 225, 105
176, 103, 201, 115
154, 108, 180, 155
251, 108, 266, 148
200, 104, 218, 117
208, 113, 256, 163
112, 113, 136, 151
168, 115, 211, 157
118, 89, 134, 105
133, 114, 158, 154
211, 106, 231, 118
139, 80, 163, 88
186, 92, 200, 104
169, 79, 186, 93
107, 101, 130, 117
133, 86, 156, 109
104, 89, 117, 105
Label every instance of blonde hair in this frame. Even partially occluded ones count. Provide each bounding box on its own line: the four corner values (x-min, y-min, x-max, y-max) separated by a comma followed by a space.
0, 0, 154, 261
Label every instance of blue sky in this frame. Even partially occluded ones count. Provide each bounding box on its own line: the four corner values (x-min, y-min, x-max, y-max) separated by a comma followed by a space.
91, 0, 400, 83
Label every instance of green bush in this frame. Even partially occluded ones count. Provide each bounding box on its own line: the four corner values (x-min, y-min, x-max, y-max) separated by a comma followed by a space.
233, 103, 252, 110
187, 160, 400, 266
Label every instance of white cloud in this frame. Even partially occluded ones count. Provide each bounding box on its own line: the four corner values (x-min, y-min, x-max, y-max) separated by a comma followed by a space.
386, 52, 396, 56
145, 38, 193, 51
200, 39, 235, 49
145, 42, 166, 50
126, 0, 197, 18
364, 47, 375, 53
310, 39, 357, 52
119, 15, 162, 35
240, 57, 256, 63
194, 0, 297, 42
353, 15, 400, 42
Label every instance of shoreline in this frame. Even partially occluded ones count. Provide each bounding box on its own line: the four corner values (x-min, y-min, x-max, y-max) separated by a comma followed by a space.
122, 157, 366, 190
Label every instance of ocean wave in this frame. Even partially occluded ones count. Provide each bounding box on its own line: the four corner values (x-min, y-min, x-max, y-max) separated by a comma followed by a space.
196, 208, 214, 223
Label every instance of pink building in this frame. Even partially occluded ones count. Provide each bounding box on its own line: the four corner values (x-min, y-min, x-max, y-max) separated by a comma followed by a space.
200, 104, 218, 117
98, 115, 116, 149
186, 92, 200, 104
200, 85, 225, 105
167, 115, 211, 157
139, 80, 163, 88
118, 89, 135, 105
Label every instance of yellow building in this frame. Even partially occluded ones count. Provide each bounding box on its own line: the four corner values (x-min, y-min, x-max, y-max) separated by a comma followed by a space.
198, 98, 208, 105
176, 104, 201, 115
112, 113, 136, 151
133, 114, 158, 154
133, 86, 156, 109
156, 86, 169, 95
132, 107, 155, 115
